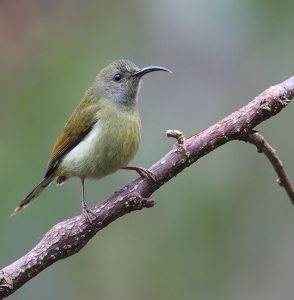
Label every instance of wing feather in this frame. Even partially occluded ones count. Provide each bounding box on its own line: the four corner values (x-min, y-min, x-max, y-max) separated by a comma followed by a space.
45, 99, 100, 176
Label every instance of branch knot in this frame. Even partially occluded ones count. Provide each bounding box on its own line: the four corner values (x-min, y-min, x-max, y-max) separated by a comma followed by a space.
166, 129, 186, 144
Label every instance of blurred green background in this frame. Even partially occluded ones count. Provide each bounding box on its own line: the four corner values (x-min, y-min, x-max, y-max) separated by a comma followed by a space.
1, 1, 294, 299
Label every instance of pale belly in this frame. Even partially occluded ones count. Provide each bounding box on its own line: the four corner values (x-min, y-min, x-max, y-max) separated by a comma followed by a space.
58, 116, 141, 179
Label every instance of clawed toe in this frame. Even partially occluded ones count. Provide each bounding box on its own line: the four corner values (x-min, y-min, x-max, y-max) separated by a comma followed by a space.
82, 206, 96, 223
139, 168, 156, 182
122, 166, 157, 182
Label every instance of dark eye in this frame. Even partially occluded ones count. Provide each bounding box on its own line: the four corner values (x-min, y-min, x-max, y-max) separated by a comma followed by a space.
114, 73, 122, 81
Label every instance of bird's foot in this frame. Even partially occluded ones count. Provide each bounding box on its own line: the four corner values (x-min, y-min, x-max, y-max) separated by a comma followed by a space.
122, 166, 156, 182
81, 200, 96, 223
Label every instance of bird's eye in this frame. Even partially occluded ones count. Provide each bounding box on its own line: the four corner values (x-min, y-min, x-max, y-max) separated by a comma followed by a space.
114, 73, 122, 81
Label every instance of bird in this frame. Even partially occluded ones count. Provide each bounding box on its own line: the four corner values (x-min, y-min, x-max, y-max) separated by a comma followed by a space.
11, 59, 170, 220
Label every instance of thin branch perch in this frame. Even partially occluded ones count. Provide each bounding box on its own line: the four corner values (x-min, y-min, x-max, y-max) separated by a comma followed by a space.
244, 132, 294, 205
1, 76, 294, 298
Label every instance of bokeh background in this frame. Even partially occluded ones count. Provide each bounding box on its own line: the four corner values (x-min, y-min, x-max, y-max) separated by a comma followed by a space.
1, 1, 294, 299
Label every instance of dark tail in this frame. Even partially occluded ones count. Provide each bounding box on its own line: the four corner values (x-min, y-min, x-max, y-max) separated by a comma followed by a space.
11, 175, 54, 217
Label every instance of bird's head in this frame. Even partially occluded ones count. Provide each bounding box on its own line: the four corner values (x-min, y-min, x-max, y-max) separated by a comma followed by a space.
91, 59, 171, 107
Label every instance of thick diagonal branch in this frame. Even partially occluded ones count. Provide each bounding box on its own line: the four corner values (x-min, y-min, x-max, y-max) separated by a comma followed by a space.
1, 76, 294, 298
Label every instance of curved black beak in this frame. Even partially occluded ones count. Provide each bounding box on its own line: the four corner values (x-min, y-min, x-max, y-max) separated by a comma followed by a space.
133, 66, 172, 77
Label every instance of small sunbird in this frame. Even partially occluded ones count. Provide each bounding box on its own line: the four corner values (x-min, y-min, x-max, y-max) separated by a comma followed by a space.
11, 59, 170, 219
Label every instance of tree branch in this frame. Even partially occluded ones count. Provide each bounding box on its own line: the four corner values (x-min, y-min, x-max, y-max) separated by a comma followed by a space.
1, 76, 294, 298
243, 132, 294, 205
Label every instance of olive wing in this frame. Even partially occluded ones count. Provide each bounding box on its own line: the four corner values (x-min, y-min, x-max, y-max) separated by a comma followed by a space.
45, 103, 100, 176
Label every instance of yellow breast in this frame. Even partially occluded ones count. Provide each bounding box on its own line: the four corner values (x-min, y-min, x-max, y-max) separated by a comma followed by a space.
59, 100, 141, 179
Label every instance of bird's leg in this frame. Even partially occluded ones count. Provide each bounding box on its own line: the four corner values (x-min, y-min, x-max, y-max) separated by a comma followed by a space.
122, 166, 156, 182
81, 179, 95, 223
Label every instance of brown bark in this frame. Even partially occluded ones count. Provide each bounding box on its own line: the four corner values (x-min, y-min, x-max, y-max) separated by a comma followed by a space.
1, 76, 294, 299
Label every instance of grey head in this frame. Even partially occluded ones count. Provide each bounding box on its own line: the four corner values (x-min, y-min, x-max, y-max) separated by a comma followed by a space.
89, 59, 171, 107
